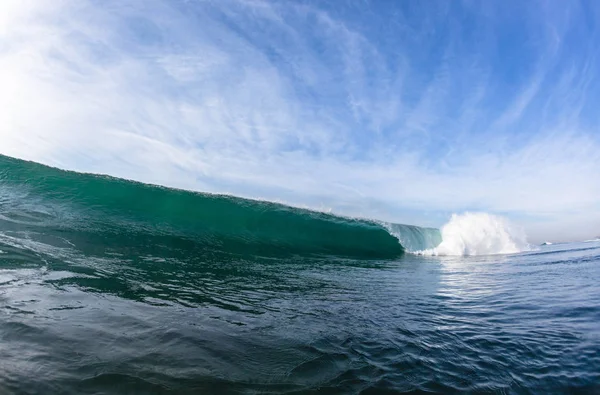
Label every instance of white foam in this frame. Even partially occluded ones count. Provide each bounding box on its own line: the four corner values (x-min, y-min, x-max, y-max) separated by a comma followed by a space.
416, 212, 530, 256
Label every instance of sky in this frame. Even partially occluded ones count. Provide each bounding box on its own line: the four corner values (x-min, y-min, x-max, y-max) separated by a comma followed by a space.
0, 0, 599, 242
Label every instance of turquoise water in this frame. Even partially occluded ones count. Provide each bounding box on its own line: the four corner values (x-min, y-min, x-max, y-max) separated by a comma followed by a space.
1, 155, 599, 394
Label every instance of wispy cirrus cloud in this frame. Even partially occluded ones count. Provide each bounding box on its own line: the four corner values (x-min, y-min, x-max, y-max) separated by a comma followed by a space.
0, 0, 599, 242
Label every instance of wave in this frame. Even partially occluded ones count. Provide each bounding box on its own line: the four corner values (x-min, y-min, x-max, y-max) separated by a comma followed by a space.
0, 155, 442, 259
0, 155, 531, 259
416, 212, 531, 256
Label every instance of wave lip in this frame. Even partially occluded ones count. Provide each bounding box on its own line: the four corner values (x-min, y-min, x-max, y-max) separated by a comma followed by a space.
415, 212, 531, 256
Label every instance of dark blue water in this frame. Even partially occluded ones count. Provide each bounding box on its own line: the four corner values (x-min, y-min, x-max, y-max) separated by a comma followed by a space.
1, 234, 599, 394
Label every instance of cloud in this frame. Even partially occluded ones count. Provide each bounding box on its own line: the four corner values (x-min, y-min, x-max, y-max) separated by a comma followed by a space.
0, 0, 599, 242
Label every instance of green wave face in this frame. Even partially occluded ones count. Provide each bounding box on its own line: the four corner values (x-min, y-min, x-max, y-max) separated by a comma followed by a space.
0, 155, 440, 260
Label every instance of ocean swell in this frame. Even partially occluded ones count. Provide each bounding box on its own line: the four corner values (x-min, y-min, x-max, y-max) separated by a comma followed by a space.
0, 155, 442, 259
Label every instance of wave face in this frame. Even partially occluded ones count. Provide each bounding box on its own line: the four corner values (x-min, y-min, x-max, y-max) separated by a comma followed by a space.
0, 155, 443, 259
418, 212, 530, 256
384, 223, 442, 253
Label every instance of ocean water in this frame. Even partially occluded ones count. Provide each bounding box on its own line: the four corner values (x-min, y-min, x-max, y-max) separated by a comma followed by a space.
1, 155, 599, 394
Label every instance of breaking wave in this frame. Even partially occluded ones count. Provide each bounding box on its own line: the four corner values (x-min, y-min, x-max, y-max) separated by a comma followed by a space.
0, 155, 530, 259
0, 155, 440, 259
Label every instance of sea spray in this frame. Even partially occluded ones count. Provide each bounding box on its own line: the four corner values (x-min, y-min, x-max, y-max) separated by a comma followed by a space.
417, 212, 530, 256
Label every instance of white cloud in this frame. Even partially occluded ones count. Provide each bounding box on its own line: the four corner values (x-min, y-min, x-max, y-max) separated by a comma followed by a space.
0, 0, 598, 242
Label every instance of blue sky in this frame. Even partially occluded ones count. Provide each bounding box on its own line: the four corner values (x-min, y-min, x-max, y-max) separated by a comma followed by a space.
1, 0, 599, 241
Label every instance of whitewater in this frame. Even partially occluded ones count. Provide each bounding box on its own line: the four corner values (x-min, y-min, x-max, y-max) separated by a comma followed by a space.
412, 212, 531, 256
